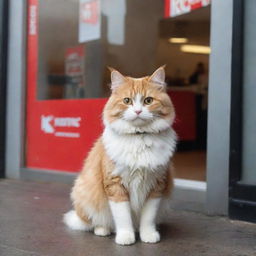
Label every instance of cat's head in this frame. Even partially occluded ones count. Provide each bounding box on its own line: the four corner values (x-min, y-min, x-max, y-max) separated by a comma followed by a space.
103, 67, 175, 134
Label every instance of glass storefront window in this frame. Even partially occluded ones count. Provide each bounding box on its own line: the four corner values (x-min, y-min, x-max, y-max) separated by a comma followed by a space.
27, 0, 210, 181
27, 0, 167, 172
37, 0, 164, 100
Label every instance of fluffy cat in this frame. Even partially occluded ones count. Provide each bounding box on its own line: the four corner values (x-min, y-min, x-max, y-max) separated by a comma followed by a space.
63, 67, 177, 245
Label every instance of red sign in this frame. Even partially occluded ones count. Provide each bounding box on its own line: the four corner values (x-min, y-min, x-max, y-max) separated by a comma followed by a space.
80, 0, 99, 25
79, 0, 101, 43
65, 46, 85, 89
27, 0, 107, 173
26, 99, 107, 172
65, 46, 84, 75
165, 0, 210, 18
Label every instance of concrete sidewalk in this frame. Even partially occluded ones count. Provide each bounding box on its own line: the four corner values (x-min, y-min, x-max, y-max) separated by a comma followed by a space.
0, 179, 255, 256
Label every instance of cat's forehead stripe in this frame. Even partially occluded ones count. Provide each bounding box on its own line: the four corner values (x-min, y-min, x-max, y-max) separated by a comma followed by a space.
130, 78, 147, 95
116, 76, 156, 97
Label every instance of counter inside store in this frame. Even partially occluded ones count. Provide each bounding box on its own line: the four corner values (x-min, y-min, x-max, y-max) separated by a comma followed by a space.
166, 82, 208, 151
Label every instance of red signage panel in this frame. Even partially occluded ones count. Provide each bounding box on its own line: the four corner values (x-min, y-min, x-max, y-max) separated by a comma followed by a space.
165, 0, 211, 18
80, 0, 99, 25
26, 99, 107, 172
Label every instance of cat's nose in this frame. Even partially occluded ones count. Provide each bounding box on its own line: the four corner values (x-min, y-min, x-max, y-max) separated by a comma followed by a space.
135, 110, 142, 115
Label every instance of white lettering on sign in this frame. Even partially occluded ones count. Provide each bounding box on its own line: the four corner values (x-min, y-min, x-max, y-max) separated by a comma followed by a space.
54, 117, 81, 128
81, 3, 93, 21
55, 132, 80, 138
41, 115, 82, 138
29, 5, 37, 35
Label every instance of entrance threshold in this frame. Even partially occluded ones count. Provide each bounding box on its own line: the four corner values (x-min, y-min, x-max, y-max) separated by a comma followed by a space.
174, 178, 207, 191
172, 178, 207, 213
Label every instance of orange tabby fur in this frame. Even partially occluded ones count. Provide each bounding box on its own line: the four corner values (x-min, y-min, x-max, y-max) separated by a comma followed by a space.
71, 74, 175, 225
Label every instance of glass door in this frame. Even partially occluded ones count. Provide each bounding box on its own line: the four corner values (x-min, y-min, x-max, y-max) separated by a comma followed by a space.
27, 0, 175, 173
26, 0, 211, 184
229, 0, 256, 222
26, 0, 108, 172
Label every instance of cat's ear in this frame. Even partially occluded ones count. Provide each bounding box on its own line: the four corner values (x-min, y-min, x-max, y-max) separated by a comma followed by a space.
108, 67, 127, 90
148, 66, 166, 87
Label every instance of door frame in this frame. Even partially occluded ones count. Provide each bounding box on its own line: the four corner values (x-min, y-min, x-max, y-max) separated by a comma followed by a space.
229, 0, 256, 223
6, 0, 27, 179
206, 0, 234, 215
6, 0, 234, 215
0, 0, 8, 178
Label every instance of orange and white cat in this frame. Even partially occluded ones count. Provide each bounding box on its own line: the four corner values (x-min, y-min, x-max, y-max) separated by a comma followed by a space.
63, 67, 177, 245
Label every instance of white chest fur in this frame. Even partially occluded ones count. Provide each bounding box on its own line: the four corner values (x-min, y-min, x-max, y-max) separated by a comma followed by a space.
102, 127, 176, 171
103, 127, 176, 215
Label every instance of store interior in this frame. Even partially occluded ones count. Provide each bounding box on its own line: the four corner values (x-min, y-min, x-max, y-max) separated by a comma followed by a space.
160, 7, 210, 182
36, 0, 210, 181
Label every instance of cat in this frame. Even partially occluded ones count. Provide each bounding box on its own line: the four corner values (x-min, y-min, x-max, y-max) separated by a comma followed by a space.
63, 66, 177, 245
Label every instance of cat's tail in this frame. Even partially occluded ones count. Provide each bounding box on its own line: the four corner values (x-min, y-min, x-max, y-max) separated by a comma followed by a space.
63, 210, 92, 231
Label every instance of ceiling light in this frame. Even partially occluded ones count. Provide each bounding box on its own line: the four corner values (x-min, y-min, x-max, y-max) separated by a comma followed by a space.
181, 45, 211, 54
168, 37, 188, 43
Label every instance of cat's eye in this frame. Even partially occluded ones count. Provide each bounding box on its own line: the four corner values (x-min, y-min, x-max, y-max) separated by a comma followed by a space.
144, 97, 153, 105
123, 97, 132, 105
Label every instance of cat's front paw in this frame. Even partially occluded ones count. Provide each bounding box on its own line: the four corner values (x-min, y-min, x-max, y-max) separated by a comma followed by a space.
115, 230, 135, 245
140, 229, 160, 243
94, 226, 111, 236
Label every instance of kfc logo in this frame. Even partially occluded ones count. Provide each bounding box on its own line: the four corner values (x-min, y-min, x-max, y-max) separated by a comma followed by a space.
41, 115, 81, 138
41, 115, 54, 134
